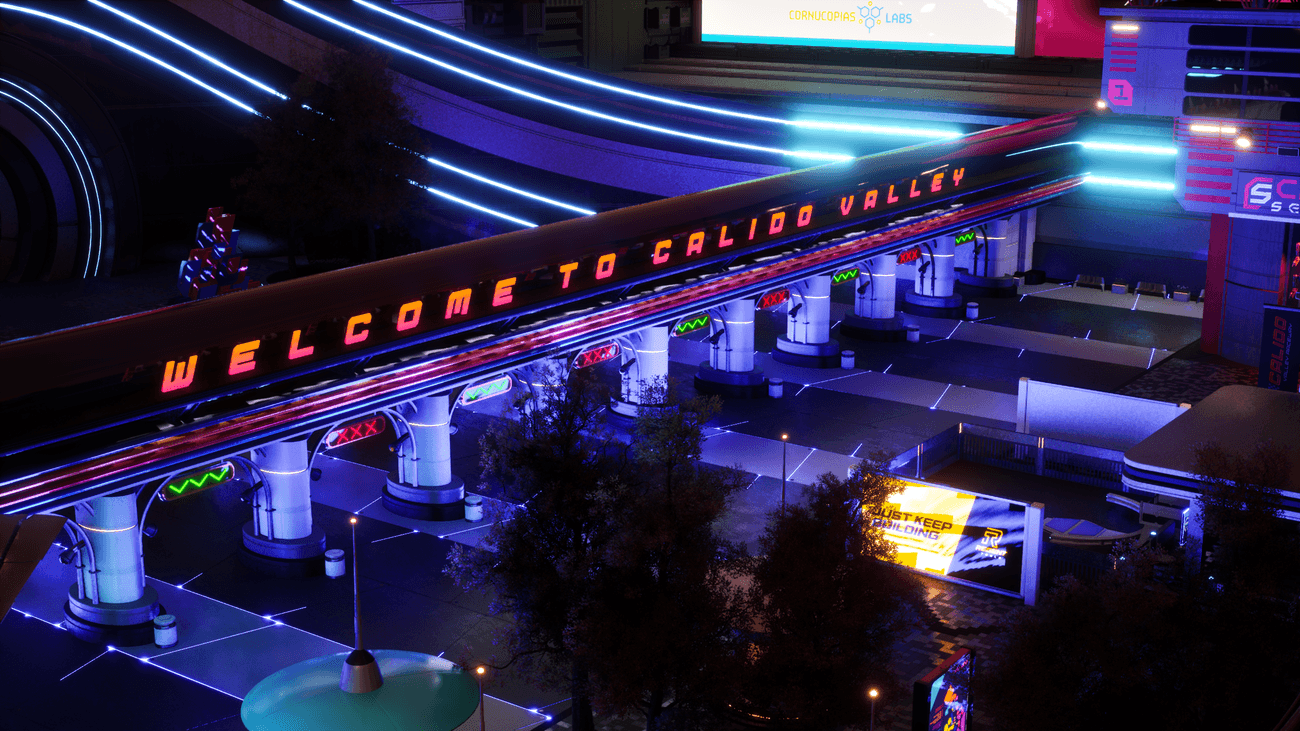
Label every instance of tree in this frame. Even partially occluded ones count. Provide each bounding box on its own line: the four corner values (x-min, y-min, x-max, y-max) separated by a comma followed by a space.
1193, 439, 1297, 597
739, 456, 923, 730
445, 365, 625, 731
234, 48, 430, 267
578, 380, 749, 731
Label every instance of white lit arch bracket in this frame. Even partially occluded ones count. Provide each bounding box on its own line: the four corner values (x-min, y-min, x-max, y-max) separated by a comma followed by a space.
693, 297, 768, 399
772, 273, 842, 369
611, 323, 672, 417
0, 75, 111, 280
840, 252, 908, 342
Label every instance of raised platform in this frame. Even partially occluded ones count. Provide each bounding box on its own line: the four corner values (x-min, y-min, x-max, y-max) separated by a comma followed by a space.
840, 313, 906, 342
695, 363, 767, 398
240, 522, 327, 578
383, 475, 466, 522
771, 336, 841, 368
955, 269, 1019, 298
64, 585, 162, 646
902, 290, 965, 318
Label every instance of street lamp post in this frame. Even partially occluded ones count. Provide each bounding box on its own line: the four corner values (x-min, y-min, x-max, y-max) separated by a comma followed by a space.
868, 687, 878, 731
780, 433, 789, 512
476, 665, 487, 731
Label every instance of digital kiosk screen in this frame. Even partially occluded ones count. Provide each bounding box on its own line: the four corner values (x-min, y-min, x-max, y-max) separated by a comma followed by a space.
701, 1, 1017, 55
913, 648, 973, 731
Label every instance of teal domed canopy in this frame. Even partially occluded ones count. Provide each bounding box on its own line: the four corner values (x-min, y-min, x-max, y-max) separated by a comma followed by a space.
241, 650, 480, 731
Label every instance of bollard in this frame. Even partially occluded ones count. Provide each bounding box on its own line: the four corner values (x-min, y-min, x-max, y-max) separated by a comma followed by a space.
464, 495, 484, 522
153, 614, 177, 649
965, 302, 979, 320
841, 350, 855, 369
906, 325, 920, 343
768, 378, 784, 398
324, 549, 346, 579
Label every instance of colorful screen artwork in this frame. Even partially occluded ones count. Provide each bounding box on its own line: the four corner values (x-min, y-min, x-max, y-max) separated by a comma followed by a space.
913, 648, 973, 731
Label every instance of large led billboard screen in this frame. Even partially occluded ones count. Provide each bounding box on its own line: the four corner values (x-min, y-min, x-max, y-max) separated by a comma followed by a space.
701, 1, 1017, 55
866, 481, 1026, 593
913, 648, 974, 731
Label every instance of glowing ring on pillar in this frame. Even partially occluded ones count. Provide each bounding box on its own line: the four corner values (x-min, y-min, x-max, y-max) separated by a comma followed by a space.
80, 523, 135, 533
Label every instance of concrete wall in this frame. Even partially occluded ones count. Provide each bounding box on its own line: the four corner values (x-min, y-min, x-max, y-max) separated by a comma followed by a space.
1016, 378, 1191, 451
1035, 189, 1211, 290
1220, 217, 1289, 367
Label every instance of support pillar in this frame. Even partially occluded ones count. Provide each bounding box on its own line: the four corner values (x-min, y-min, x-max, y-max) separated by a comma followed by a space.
1183, 498, 1204, 575
842, 254, 905, 341
64, 492, 162, 645
904, 234, 964, 317
611, 324, 670, 417
773, 274, 840, 368
1016, 208, 1037, 274
383, 394, 465, 521
696, 298, 766, 397
956, 220, 1021, 298
242, 435, 326, 577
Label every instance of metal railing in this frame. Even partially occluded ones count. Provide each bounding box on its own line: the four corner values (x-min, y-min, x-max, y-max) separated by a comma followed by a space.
889, 423, 1125, 491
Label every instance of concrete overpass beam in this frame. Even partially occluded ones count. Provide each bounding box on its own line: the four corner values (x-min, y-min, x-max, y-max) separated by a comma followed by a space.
612, 324, 671, 416
773, 274, 840, 368
384, 393, 465, 521
696, 297, 766, 397
842, 253, 905, 341
242, 435, 326, 577
64, 491, 162, 645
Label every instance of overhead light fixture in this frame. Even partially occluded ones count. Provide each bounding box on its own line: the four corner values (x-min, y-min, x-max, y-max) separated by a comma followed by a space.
1112, 23, 1139, 32
1235, 129, 1254, 149
1095, 99, 1108, 110
1189, 123, 1238, 135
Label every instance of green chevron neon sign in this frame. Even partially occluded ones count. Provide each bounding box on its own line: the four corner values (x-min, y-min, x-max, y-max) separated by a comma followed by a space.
161, 462, 234, 502
673, 314, 710, 337
832, 267, 860, 285
955, 230, 977, 245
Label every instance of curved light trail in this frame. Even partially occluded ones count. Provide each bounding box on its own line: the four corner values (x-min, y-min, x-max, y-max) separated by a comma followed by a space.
352, 0, 960, 141
284, 0, 854, 162
0, 78, 105, 277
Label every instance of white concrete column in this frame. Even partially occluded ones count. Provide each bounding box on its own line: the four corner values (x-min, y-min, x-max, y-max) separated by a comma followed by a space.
1017, 208, 1037, 273
986, 218, 1018, 277
252, 437, 313, 540
856, 254, 898, 320
916, 235, 957, 298
788, 274, 833, 345
1021, 502, 1045, 606
620, 324, 671, 408
76, 494, 144, 605
710, 298, 756, 374
400, 394, 452, 488
385, 392, 465, 520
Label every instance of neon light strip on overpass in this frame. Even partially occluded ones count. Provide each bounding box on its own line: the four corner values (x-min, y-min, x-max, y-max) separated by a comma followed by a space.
0, 176, 1084, 514
285, 1, 854, 162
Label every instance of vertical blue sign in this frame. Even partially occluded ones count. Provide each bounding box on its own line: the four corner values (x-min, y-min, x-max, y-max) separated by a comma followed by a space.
1259, 305, 1300, 391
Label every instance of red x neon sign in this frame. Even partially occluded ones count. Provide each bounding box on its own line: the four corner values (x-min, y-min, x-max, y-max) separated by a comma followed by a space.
574, 342, 621, 369
324, 415, 387, 449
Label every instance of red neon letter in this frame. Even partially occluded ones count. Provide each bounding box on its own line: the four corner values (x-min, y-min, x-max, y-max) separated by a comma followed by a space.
953, 168, 965, 186
288, 329, 314, 359
769, 212, 786, 235
863, 190, 878, 210
445, 288, 472, 318
687, 231, 705, 256
161, 355, 198, 393
229, 339, 260, 375
559, 262, 579, 288
839, 196, 854, 216
652, 239, 672, 265
492, 277, 517, 307
796, 205, 813, 227
595, 253, 616, 279
748, 218, 758, 240
718, 225, 734, 248
909, 179, 922, 198
931, 173, 944, 192
345, 313, 371, 345
886, 185, 899, 204
396, 302, 422, 332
